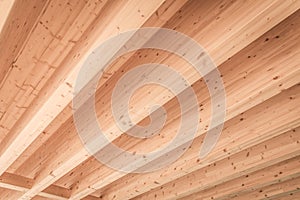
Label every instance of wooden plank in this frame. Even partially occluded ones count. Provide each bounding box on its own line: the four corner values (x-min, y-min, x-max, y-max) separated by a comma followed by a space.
0, 0, 108, 161
12, 0, 189, 186
68, 9, 300, 199
81, 196, 103, 200
89, 84, 300, 200
6, 104, 74, 178
0, 172, 70, 199
6, 0, 188, 179
0, 1, 299, 199
0, 0, 49, 142
4, 1, 298, 183
31, 197, 52, 200
31, 1, 298, 200
269, 190, 300, 200
0, 0, 48, 89
38, 2, 300, 199
20, 0, 300, 198
0, 0, 165, 177
138, 130, 300, 200
228, 176, 300, 200
0, 187, 23, 200
179, 156, 300, 200
0, 0, 15, 34
0, 172, 33, 193
11, 1, 170, 199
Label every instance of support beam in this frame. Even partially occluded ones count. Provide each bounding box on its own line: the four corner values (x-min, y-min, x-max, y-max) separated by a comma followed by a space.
0, 188, 23, 200
89, 84, 300, 200
0, 0, 15, 34
0, 0, 300, 199
180, 156, 300, 200
69, 9, 300, 199
138, 129, 300, 200
8, 0, 175, 199
0, 0, 49, 142
229, 176, 300, 200
0, 172, 69, 199
0, 0, 48, 84
0, 172, 33, 193
270, 190, 300, 200
0, 172, 102, 200
6, 0, 188, 178
35, 1, 300, 198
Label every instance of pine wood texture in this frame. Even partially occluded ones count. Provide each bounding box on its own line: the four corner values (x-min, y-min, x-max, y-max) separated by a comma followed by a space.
0, 0, 299, 199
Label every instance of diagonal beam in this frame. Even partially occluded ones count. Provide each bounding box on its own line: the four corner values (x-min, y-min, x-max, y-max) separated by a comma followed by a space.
0, 0, 15, 34
69, 8, 300, 199
71, 83, 300, 199
3, 0, 298, 200
0, 0, 167, 179
269, 190, 300, 200
87, 84, 300, 200
13, 0, 178, 199
0, 0, 49, 142
0, 0, 49, 84
229, 176, 300, 200
179, 156, 300, 200
138, 129, 300, 200
35, 1, 300, 199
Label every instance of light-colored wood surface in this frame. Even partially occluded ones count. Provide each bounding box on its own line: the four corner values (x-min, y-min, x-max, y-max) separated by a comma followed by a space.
0, 0, 299, 199
0, 0, 15, 34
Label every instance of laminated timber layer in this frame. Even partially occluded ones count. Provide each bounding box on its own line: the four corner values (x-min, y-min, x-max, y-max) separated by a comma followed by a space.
0, 0, 300, 199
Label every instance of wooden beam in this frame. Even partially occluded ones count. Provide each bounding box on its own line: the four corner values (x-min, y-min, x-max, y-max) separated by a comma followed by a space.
229, 176, 300, 200
137, 129, 300, 199
269, 190, 300, 200
68, 9, 300, 199
0, 0, 15, 34
0, 0, 48, 88
0, 187, 23, 200
30, 1, 300, 200
0, 0, 166, 177
6, 104, 74, 177
180, 156, 300, 200
31, 197, 52, 200
0, 172, 69, 199
81, 196, 103, 200
12, 0, 189, 198
0, 0, 108, 170
0, 2, 295, 198
0, 0, 49, 142
5, 0, 188, 179
87, 84, 300, 200
0, 172, 102, 200
20, 1, 300, 198
8, 1, 172, 199
0, 172, 33, 193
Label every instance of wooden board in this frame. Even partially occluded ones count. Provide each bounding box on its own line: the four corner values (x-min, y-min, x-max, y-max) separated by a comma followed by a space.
0, 0, 299, 199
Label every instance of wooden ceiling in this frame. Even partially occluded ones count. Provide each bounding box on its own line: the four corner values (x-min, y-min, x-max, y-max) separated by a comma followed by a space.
0, 0, 299, 199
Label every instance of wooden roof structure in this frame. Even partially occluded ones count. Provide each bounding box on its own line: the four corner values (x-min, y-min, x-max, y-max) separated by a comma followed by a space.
0, 0, 299, 199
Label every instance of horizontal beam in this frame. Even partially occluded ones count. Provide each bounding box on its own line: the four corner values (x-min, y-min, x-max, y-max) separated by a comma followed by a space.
0, 172, 69, 200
